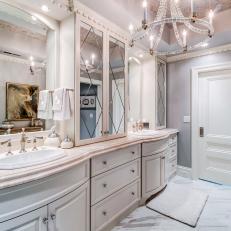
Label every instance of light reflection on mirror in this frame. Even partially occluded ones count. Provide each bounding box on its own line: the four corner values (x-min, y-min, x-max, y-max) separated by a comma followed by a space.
80, 21, 103, 140
0, 1, 55, 135
109, 36, 125, 135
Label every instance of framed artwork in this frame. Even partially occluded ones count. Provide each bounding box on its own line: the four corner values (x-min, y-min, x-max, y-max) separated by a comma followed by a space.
6, 82, 39, 121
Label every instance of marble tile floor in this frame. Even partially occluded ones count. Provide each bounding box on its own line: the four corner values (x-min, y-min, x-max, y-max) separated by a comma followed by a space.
112, 176, 231, 231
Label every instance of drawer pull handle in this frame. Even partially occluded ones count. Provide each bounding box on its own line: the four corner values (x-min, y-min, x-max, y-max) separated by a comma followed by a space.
103, 183, 107, 188
102, 211, 107, 216
161, 157, 165, 160
42, 217, 48, 224
131, 192, 135, 196
102, 161, 107, 165
130, 169, 135, 173
51, 214, 56, 220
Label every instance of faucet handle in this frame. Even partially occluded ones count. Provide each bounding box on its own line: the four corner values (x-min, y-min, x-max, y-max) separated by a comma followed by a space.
31, 136, 44, 151
0, 139, 13, 155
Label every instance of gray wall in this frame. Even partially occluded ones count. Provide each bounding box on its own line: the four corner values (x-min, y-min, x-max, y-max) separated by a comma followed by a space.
167, 50, 231, 168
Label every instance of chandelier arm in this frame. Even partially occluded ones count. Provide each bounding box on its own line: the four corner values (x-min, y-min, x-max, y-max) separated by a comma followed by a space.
174, 1, 212, 35
170, 0, 184, 47
153, 0, 167, 48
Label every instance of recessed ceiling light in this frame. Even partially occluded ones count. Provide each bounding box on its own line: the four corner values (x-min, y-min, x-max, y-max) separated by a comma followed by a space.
31, 61, 35, 67
41, 5, 49, 12
139, 54, 144, 58
29, 56, 34, 61
31, 15, 37, 21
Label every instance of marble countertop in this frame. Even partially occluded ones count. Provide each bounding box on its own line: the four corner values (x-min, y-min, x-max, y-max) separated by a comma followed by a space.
0, 129, 178, 190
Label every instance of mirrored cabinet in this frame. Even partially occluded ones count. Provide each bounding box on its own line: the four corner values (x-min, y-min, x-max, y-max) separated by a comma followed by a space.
76, 14, 128, 145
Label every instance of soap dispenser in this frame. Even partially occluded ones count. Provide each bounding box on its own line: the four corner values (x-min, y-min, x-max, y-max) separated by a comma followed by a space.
61, 136, 74, 149
44, 126, 61, 148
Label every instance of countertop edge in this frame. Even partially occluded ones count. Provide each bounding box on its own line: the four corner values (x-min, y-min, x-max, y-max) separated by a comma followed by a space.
0, 130, 178, 190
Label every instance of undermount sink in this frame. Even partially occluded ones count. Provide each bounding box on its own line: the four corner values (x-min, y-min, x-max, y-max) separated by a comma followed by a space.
130, 130, 161, 136
0, 147, 66, 170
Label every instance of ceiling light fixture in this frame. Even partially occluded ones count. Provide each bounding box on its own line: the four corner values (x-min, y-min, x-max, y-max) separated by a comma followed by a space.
129, 0, 215, 56
41, 5, 49, 12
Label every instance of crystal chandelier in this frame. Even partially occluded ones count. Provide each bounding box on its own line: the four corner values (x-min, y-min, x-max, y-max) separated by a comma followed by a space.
129, 0, 215, 56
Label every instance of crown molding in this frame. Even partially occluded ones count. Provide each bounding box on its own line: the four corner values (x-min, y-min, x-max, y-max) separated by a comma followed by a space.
166, 43, 231, 63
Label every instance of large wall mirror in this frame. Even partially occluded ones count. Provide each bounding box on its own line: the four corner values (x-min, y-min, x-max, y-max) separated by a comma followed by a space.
0, 1, 56, 135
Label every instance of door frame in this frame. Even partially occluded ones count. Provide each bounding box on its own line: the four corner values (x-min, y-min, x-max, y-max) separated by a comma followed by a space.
191, 61, 231, 180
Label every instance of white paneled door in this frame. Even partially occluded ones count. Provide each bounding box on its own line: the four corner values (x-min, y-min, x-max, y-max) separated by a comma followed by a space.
197, 69, 231, 184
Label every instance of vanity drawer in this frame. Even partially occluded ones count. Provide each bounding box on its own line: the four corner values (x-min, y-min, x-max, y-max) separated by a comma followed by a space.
169, 134, 177, 145
91, 180, 140, 231
168, 144, 177, 159
168, 157, 177, 176
142, 139, 168, 157
91, 144, 141, 176
91, 159, 140, 205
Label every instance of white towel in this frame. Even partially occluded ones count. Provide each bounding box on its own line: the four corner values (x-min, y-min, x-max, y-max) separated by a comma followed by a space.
53, 88, 71, 121
37, 90, 53, 120
52, 88, 64, 111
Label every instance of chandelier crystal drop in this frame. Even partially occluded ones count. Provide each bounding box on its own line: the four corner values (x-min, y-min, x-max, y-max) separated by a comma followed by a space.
129, 0, 215, 56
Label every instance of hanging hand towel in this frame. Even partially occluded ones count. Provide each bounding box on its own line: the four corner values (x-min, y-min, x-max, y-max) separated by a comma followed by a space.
53, 88, 71, 121
37, 90, 53, 120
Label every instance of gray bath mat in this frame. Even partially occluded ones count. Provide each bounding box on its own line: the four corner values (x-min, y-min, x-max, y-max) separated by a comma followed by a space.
146, 181, 208, 227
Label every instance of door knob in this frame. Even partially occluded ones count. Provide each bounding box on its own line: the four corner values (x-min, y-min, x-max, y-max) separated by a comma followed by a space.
51, 214, 56, 220
102, 183, 107, 188
42, 217, 48, 224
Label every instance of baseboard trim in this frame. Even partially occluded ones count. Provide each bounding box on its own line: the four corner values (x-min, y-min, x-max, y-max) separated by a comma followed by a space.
177, 165, 192, 179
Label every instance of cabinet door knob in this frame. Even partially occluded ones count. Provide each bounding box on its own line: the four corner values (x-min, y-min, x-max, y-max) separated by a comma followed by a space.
102, 161, 107, 165
42, 217, 48, 224
102, 211, 107, 216
131, 151, 135, 155
51, 214, 56, 220
131, 192, 135, 196
130, 169, 135, 173
102, 183, 107, 188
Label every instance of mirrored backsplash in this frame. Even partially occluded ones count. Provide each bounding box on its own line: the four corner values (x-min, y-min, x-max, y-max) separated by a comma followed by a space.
0, 1, 55, 135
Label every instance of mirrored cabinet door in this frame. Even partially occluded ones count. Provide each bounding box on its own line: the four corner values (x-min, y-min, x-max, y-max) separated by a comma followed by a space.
155, 58, 166, 129
79, 21, 104, 141
108, 36, 126, 136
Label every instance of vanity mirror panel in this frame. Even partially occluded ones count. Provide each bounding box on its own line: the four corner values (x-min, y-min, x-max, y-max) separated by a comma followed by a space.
108, 36, 125, 135
155, 58, 166, 129
0, 1, 56, 135
79, 21, 104, 140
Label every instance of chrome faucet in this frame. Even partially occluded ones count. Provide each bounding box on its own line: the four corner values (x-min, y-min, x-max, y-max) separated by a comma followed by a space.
20, 128, 28, 153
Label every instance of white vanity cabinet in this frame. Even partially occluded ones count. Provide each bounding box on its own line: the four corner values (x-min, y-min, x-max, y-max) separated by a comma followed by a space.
91, 144, 141, 231
48, 182, 90, 231
1, 206, 47, 231
141, 139, 168, 202
0, 161, 90, 231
